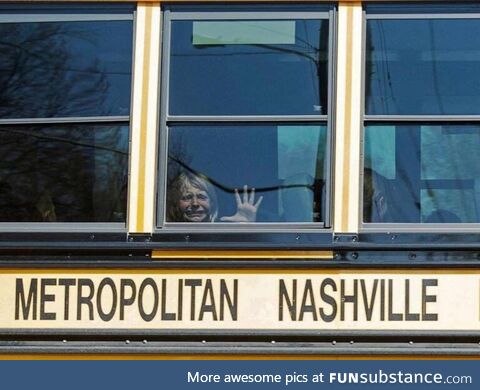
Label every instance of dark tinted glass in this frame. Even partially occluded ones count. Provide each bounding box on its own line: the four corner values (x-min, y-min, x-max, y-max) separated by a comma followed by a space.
0, 124, 128, 222
169, 19, 329, 116
166, 124, 327, 223
364, 124, 480, 223
366, 19, 480, 115
0, 20, 132, 118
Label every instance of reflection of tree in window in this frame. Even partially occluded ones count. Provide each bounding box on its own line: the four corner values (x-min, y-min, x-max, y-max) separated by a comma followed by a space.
0, 22, 109, 117
0, 125, 128, 222
0, 22, 129, 222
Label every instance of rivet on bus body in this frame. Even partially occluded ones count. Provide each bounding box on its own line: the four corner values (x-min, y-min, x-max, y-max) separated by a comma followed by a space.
332, 341, 336, 345
351, 252, 358, 260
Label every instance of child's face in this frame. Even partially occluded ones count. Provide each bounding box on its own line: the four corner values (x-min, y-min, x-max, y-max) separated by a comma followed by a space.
179, 182, 211, 222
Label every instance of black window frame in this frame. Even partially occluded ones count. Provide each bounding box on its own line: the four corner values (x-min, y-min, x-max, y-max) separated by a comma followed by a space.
0, 3, 135, 232
361, 3, 480, 232
156, 3, 336, 233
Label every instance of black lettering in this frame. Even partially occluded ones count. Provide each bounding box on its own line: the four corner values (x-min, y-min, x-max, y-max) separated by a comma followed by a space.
405, 279, 420, 321
388, 279, 403, 321
360, 279, 378, 321
161, 279, 176, 321
219, 279, 237, 321
422, 279, 438, 321
77, 279, 94, 320
40, 278, 56, 320
341, 279, 358, 321
279, 279, 296, 321
199, 279, 217, 321
185, 279, 202, 321
380, 279, 385, 321
59, 279, 76, 321
119, 279, 136, 321
320, 278, 337, 322
178, 279, 183, 321
97, 278, 117, 322
15, 278, 37, 320
299, 280, 317, 321
138, 278, 159, 322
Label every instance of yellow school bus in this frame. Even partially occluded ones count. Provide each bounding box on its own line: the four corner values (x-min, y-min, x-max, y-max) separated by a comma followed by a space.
1, 0, 480, 359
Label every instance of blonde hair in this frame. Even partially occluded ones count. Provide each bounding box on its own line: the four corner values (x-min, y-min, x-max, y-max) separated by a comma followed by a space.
166, 172, 218, 222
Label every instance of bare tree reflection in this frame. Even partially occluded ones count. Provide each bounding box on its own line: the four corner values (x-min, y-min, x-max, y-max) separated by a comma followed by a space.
0, 22, 129, 222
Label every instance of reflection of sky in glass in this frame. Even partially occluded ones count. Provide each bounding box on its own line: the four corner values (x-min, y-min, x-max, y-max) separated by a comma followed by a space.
277, 125, 324, 179
0, 20, 133, 118
364, 125, 395, 179
421, 126, 480, 180
366, 19, 480, 115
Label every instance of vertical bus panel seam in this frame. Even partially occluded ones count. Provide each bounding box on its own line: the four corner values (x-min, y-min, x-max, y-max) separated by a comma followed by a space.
136, 4, 154, 232
340, 4, 354, 232
333, 4, 347, 233
128, 6, 147, 232
143, 5, 161, 232
347, 4, 363, 232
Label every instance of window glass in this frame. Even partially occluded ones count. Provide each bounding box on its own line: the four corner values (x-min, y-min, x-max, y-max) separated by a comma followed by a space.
169, 19, 329, 116
166, 124, 327, 223
364, 124, 480, 223
0, 20, 132, 118
0, 124, 128, 222
366, 19, 480, 115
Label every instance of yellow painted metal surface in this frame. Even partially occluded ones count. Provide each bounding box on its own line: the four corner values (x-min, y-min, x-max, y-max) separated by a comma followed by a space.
151, 250, 333, 259
128, 3, 161, 233
333, 2, 363, 234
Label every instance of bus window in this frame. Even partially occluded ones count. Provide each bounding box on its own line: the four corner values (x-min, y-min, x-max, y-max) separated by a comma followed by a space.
364, 124, 480, 223
168, 18, 328, 116
363, 6, 480, 227
159, 5, 333, 227
166, 124, 326, 223
0, 6, 134, 225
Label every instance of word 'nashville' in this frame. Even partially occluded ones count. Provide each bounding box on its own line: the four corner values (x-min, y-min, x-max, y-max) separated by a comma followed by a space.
279, 278, 438, 322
